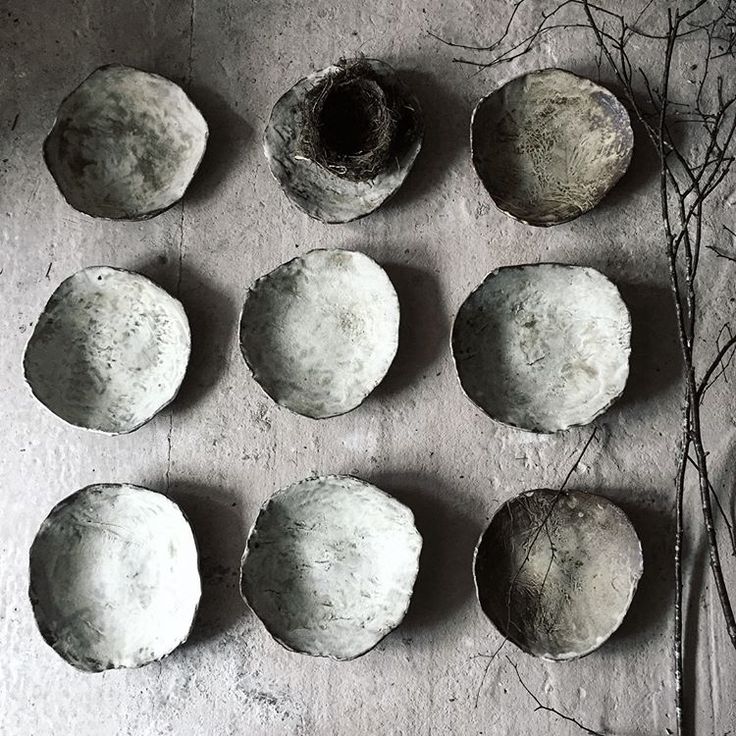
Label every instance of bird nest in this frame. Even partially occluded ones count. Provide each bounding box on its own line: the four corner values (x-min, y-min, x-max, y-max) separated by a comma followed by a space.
297, 59, 407, 182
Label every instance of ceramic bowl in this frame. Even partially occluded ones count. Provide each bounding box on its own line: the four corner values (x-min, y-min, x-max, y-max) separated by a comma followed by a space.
29, 483, 201, 672
44, 64, 208, 219
471, 68, 633, 226
240, 475, 422, 660
24, 266, 191, 434
264, 58, 423, 223
452, 263, 630, 433
474, 489, 643, 660
239, 249, 399, 419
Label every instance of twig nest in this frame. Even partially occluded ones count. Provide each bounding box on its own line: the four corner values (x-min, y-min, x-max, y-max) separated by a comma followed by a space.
239, 249, 399, 418
24, 266, 190, 434
240, 475, 422, 660
264, 58, 423, 223
452, 263, 630, 433
44, 64, 208, 219
471, 68, 633, 226
474, 489, 643, 660
29, 484, 201, 672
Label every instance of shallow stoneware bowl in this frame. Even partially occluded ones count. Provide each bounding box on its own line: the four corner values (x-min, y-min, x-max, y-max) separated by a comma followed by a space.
264, 58, 423, 223
240, 475, 422, 660
24, 266, 191, 434
44, 64, 208, 219
471, 68, 633, 226
474, 489, 642, 660
239, 249, 399, 419
29, 483, 201, 672
452, 263, 630, 433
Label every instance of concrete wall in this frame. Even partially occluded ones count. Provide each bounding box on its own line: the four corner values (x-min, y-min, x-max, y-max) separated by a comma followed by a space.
1, 0, 734, 734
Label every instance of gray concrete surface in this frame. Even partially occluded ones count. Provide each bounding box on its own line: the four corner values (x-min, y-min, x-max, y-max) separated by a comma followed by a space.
1, 1, 735, 734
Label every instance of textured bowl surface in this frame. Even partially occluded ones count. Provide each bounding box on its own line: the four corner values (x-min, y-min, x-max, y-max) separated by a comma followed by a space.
29, 484, 201, 672
241, 475, 422, 660
264, 58, 423, 223
452, 263, 630, 433
24, 266, 191, 434
44, 64, 208, 219
471, 68, 633, 226
475, 489, 642, 660
240, 249, 399, 419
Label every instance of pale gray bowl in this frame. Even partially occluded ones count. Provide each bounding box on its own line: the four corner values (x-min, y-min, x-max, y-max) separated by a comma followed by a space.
44, 64, 208, 220
264, 58, 423, 223
452, 263, 631, 433
474, 489, 643, 660
239, 249, 399, 419
240, 475, 422, 660
471, 68, 633, 226
24, 266, 191, 434
29, 483, 201, 672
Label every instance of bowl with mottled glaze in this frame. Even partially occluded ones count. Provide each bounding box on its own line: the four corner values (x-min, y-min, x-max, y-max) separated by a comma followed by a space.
24, 266, 190, 434
240, 475, 422, 660
471, 68, 633, 226
452, 263, 631, 433
29, 483, 201, 672
239, 249, 399, 419
44, 64, 208, 219
474, 488, 643, 660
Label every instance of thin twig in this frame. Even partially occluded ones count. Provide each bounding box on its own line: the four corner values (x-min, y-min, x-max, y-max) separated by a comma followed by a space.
506, 656, 607, 735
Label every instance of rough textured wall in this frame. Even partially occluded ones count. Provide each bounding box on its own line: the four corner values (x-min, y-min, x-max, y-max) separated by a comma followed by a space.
1, 0, 734, 734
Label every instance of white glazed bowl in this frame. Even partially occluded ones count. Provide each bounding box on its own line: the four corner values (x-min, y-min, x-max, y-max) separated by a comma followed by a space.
240, 475, 422, 660
452, 263, 631, 433
24, 266, 191, 434
44, 64, 208, 220
239, 249, 399, 419
29, 483, 201, 672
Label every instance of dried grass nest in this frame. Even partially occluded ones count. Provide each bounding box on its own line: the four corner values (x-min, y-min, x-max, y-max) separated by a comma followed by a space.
297, 58, 414, 182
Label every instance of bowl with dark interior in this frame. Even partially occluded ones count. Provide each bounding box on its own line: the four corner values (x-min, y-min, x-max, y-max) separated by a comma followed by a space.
474, 488, 642, 660
471, 68, 633, 226
264, 57, 423, 223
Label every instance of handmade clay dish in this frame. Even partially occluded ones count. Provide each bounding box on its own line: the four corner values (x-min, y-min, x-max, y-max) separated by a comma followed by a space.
474, 489, 642, 660
452, 263, 631, 433
44, 64, 208, 219
240, 475, 422, 660
471, 68, 633, 226
24, 266, 191, 434
264, 58, 423, 223
29, 483, 201, 672
239, 249, 399, 419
